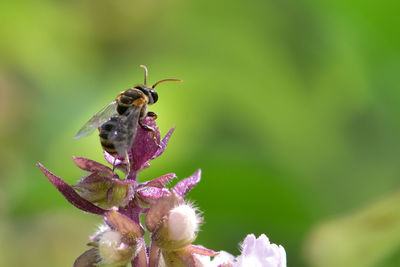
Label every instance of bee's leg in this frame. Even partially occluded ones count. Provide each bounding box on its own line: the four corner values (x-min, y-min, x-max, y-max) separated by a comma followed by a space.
139, 120, 159, 145
125, 153, 131, 175
147, 111, 158, 120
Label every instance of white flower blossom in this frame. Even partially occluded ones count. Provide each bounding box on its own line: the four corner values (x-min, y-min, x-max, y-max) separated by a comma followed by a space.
235, 234, 286, 267
197, 234, 286, 267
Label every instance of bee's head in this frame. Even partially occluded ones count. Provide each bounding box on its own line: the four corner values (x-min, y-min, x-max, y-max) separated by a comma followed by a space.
134, 85, 158, 104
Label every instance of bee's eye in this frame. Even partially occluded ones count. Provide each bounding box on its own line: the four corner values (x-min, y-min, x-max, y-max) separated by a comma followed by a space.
150, 90, 158, 103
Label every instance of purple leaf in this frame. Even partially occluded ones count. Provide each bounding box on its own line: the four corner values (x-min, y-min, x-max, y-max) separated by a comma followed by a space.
73, 248, 99, 267
129, 117, 161, 175
152, 126, 175, 160
72, 156, 114, 176
146, 173, 177, 188
136, 187, 171, 204
37, 163, 107, 215
172, 169, 201, 197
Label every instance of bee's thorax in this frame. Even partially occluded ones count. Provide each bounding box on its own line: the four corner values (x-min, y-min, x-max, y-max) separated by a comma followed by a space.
116, 88, 148, 115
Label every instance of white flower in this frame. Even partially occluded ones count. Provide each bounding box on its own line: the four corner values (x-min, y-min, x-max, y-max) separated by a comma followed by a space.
235, 234, 286, 267
197, 234, 286, 267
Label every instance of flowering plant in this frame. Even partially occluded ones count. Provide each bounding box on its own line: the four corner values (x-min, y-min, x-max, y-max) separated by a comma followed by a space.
38, 116, 286, 266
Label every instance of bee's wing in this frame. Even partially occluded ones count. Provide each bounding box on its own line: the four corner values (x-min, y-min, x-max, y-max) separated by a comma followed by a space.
107, 107, 141, 158
73, 101, 118, 139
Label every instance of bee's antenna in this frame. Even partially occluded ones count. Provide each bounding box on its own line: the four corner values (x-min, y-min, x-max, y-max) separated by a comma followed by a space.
139, 65, 148, 85
152, 79, 183, 89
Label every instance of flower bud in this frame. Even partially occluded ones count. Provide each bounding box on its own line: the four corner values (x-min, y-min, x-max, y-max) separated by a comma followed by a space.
75, 223, 141, 267
153, 203, 200, 250
73, 174, 134, 209
98, 230, 137, 266
168, 204, 198, 241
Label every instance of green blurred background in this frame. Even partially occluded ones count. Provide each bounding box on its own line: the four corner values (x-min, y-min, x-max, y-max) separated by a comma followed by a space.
1, 0, 400, 266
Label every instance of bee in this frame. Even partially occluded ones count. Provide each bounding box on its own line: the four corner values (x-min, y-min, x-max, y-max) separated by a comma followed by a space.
73, 65, 182, 168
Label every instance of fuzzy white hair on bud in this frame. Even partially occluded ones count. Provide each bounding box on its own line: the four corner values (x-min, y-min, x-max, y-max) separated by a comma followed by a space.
89, 224, 110, 243
167, 204, 199, 241
98, 230, 134, 265
95, 224, 110, 236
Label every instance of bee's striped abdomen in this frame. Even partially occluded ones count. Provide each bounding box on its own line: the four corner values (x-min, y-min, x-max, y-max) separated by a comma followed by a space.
99, 116, 129, 155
